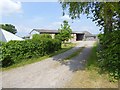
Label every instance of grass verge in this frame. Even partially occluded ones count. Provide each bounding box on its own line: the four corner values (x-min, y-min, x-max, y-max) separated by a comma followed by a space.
2, 43, 76, 71
86, 43, 118, 82
64, 43, 118, 88
86, 43, 97, 69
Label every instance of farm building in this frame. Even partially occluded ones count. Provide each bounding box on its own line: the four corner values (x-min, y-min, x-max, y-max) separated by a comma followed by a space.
29, 29, 96, 41
0, 29, 24, 42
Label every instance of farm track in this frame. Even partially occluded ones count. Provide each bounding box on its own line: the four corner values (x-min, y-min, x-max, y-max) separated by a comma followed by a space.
2, 41, 96, 88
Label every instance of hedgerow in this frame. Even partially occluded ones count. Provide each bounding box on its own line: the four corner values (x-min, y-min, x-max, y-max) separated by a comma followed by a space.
97, 30, 120, 80
32, 34, 52, 40
1, 38, 61, 67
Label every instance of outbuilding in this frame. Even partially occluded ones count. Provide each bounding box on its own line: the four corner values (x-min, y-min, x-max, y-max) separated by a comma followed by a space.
0, 29, 24, 42
29, 29, 96, 41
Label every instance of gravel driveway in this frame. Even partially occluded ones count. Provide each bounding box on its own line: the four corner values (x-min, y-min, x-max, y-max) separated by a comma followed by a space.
2, 41, 95, 88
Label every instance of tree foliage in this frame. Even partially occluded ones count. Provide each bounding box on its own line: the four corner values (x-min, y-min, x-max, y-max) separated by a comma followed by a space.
97, 31, 120, 80
56, 20, 72, 42
60, 2, 120, 80
32, 34, 52, 40
0, 24, 17, 34
61, 2, 119, 32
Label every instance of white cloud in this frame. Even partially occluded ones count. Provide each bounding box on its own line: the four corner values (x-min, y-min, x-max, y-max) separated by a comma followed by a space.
0, 0, 22, 15
31, 17, 43, 23
5, 16, 44, 37
51, 22, 62, 26
47, 21, 62, 29
60, 15, 71, 20
15, 21, 62, 37
24, 16, 44, 28
15, 24, 32, 37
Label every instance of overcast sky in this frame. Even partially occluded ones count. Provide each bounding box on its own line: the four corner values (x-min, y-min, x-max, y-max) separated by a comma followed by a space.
1, 0, 100, 37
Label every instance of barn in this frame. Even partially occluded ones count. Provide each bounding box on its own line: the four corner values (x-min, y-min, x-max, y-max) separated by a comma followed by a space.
29, 29, 96, 41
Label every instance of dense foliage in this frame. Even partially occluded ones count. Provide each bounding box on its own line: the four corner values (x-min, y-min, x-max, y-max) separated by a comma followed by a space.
55, 20, 72, 42
60, 2, 120, 80
32, 34, 52, 40
0, 24, 17, 34
61, 2, 120, 32
1, 38, 61, 67
97, 31, 120, 80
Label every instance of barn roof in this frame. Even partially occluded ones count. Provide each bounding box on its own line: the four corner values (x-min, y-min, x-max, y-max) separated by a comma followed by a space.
30, 29, 84, 34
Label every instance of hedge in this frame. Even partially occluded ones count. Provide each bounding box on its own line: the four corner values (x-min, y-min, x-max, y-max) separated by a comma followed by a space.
1, 38, 61, 67
32, 34, 52, 40
97, 30, 120, 80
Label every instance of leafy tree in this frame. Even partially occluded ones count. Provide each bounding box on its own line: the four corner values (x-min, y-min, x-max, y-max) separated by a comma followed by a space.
0, 24, 17, 34
55, 34, 62, 41
32, 34, 52, 40
61, 2, 119, 33
56, 20, 72, 44
60, 2, 120, 80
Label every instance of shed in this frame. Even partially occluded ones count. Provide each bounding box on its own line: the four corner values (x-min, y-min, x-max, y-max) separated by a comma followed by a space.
0, 29, 24, 42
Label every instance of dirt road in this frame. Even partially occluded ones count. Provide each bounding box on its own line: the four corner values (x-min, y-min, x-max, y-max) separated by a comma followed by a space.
2, 41, 95, 88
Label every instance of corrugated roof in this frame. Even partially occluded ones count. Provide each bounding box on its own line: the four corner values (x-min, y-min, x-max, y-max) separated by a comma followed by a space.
82, 31, 93, 35
32, 29, 84, 34
34, 29, 58, 34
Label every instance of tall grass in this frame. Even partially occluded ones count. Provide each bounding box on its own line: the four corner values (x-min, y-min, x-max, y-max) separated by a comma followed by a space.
86, 43, 98, 70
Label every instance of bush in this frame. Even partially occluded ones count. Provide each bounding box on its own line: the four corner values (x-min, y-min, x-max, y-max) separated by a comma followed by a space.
1, 38, 61, 67
32, 34, 52, 40
55, 34, 62, 41
0, 41, 6, 46
97, 30, 120, 80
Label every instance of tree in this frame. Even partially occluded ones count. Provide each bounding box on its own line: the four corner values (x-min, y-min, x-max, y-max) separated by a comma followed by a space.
32, 34, 52, 40
56, 20, 72, 43
0, 24, 17, 34
60, 2, 119, 33
60, 2, 120, 80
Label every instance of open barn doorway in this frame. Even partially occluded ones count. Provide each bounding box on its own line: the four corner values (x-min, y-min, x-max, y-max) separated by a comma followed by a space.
76, 34, 84, 41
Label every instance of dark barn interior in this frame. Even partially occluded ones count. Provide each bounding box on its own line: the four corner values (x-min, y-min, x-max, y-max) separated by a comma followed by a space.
76, 34, 84, 41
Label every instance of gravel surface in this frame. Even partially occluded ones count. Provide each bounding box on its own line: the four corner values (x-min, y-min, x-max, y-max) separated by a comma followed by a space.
2, 41, 95, 88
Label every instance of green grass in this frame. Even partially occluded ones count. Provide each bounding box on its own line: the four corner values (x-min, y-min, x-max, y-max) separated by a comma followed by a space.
64, 47, 85, 61
2, 43, 76, 71
64, 43, 117, 87
86, 43, 118, 82
86, 43, 98, 69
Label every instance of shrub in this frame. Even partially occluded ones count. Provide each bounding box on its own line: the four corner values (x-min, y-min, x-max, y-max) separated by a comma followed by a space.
0, 41, 6, 46
32, 34, 52, 40
97, 30, 120, 80
55, 34, 62, 41
1, 38, 61, 67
